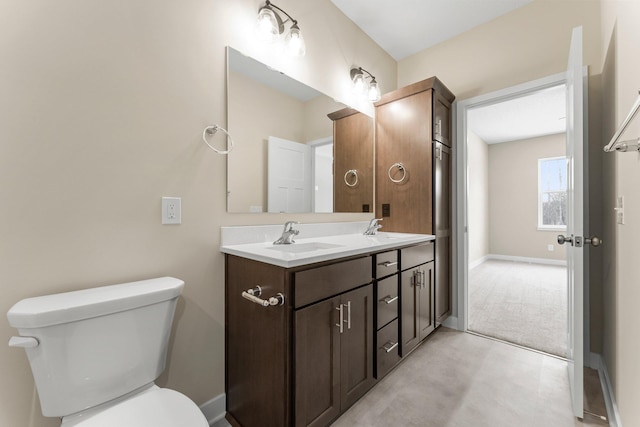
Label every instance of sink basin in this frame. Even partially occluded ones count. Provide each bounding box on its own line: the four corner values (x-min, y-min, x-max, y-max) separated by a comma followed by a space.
266, 242, 344, 254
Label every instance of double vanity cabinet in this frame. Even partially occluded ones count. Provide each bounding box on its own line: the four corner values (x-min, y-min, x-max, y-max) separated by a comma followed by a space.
222, 231, 437, 427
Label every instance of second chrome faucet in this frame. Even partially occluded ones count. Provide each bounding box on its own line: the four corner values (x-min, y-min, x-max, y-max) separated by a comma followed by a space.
274, 221, 300, 245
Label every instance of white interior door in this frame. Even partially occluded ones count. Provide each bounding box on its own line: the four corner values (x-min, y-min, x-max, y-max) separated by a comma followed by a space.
565, 25, 585, 419
267, 136, 312, 213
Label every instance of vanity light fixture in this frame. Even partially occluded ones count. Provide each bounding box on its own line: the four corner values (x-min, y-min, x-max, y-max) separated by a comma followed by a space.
256, 0, 306, 57
350, 67, 381, 102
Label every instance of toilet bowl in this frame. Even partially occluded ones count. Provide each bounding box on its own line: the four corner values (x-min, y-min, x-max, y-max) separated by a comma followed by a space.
7, 277, 209, 427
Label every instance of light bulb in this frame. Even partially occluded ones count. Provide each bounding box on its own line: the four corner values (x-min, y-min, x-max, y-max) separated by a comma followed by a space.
352, 71, 367, 95
256, 7, 279, 43
285, 24, 306, 57
368, 80, 381, 102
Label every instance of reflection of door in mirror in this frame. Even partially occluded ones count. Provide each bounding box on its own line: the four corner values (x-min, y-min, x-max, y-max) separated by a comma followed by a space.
329, 108, 374, 213
267, 136, 312, 213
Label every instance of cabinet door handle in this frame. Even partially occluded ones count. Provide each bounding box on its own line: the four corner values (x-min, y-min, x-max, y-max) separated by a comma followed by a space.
421, 270, 426, 289
378, 261, 398, 267
383, 341, 399, 353
346, 301, 352, 330
383, 295, 398, 304
414, 270, 422, 287
336, 304, 344, 334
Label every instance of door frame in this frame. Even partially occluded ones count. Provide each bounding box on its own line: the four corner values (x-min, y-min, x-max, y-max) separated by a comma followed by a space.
454, 71, 590, 361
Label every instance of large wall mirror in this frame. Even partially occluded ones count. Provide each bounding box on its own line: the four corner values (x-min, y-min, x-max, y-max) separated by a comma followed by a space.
226, 47, 374, 213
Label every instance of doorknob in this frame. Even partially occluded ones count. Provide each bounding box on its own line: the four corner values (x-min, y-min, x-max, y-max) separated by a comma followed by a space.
557, 234, 573, 245
585, 236, 603, 247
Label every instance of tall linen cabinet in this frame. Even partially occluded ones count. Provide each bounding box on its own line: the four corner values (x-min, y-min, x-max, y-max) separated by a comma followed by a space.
374, 77, 454, 328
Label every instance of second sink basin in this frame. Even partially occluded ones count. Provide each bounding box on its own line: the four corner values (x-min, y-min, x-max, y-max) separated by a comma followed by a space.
266, 242, 344, 254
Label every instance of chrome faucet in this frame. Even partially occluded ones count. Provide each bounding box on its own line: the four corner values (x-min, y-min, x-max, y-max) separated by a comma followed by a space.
363, 218, 383, 235
274, 221, 300, 245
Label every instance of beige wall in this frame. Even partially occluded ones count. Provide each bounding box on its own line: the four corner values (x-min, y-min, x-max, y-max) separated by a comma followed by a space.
488, 134, 567, 261
599, 1, 640, 425
397, 0, 602, 99
467, 131, 489, 265
227, 71, 305, 212
0, 1, 396, 426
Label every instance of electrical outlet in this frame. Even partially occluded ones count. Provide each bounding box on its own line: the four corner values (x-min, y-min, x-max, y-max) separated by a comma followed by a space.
616, 196, 624, 225
162, 197, 181, 225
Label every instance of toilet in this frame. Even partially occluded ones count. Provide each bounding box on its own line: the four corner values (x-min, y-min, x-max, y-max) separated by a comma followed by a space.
7, 277, 209, 427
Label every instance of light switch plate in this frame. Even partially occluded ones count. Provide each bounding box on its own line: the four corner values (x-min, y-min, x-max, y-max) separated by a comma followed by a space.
162, 197, 181, 225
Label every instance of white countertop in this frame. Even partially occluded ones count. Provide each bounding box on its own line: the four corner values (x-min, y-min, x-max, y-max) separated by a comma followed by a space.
220, 231, 434, 268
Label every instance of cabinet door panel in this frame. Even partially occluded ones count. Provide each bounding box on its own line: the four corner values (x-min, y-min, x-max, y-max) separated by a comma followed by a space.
400, 268, 419, 356
340, 285, 375, 410
295, 296, 341, 427
419, 262, 435, 340
375, 90, 433, 234
333, 111, 374, 213
434, 143, 452, 325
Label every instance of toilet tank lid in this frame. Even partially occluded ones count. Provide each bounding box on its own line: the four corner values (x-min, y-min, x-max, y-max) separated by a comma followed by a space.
7, 277, 184, 329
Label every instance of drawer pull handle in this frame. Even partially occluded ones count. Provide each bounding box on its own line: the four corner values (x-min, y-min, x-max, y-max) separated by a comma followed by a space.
382, 295, 398, 304
241, 286, 285, 307
378, 261, 398, 267
383, 341, 398, 353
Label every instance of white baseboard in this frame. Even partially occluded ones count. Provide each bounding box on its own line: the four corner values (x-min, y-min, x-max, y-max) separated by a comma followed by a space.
469, 255, 489, 270
484, 254, 567, 266
200, 393, 226, 426
590, 353, 622, 427
442, 315, 460, 330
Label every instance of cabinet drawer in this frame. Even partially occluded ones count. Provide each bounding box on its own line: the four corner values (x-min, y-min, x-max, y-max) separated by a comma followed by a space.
377, 276, 398, 329
401, 243, 434, 270
294, 257, 372, 308
376, 319, 400, 379
375, 250, 398, 278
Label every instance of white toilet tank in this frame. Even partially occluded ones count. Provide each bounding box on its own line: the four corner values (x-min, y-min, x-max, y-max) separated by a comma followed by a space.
7, 277, 184, 418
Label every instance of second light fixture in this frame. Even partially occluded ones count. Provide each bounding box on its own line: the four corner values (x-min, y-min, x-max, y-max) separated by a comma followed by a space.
351, 67, 381, 102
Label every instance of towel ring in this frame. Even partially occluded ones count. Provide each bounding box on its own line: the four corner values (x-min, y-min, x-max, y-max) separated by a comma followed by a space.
388, 162, 407, 183
344, 169, 359, 187
202, 125, 234, 155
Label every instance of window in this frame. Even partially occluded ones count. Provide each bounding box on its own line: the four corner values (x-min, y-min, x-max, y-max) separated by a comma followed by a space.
538, 157, 567, 230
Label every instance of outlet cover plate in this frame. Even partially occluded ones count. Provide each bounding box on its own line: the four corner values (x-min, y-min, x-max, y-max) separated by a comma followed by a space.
162, 197, 181, 225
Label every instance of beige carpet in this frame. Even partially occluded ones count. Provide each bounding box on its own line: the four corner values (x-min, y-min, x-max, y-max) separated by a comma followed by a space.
468, 259, 567, 357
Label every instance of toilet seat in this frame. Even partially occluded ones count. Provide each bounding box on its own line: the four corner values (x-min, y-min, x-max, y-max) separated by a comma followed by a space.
60, 385, 209, 427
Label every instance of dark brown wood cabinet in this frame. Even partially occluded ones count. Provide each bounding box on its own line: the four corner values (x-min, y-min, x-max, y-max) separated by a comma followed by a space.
374, 77, 454, 327
329, 108, 373, 213
399, 243, 435, 356
434, 142, 452, 325
295, 284, 374, 427
225, 254, 374, 427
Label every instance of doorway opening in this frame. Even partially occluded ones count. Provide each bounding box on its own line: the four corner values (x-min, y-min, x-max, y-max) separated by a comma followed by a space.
458, 77, 571, 358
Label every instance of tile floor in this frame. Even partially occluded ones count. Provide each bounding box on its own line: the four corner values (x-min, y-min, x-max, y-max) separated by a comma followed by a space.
215, 328, 609, 427
332, 328, 608, 427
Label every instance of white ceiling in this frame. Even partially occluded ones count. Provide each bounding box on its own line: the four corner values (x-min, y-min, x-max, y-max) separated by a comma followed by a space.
468, 84, 567, 144
330, 0, 565, 143
330, 0, 534, 61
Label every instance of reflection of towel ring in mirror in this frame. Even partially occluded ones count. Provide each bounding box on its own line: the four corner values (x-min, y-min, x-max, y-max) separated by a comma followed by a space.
202, 125, 234, 155
388, 162, 407, 183
344, 169, 359, 187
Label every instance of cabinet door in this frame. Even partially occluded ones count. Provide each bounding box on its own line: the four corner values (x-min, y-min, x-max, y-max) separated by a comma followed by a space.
340, 285, 375, 410
333, 111, 374, 213
434, 142, 452, 325
400, 263, 435, 356
400, 268, 420, 356
419, 262, 435, 340
433, 90, 452, 147
295, 296, 341, 427
375, 90, 433, 234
